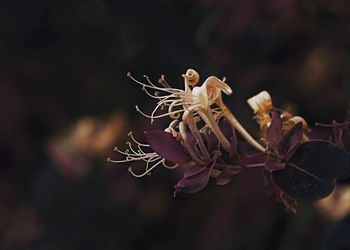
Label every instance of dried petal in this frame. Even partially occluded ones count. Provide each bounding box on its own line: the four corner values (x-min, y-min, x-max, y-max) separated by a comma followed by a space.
247, 91, 272, 114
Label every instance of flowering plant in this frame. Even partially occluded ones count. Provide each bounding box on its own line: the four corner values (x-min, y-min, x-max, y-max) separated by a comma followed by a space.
108, 69, 350, 212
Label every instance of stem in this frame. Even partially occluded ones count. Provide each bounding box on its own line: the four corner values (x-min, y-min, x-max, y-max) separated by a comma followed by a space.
244, 163, 266, 169
219, 103, 267, 153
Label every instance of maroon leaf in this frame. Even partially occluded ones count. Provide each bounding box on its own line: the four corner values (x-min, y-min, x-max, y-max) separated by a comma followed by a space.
266, 110, 282, 150
174, 151, 221, 195
215, 167, 241, 185
237, 141, 267, 164
272, 140, 349, 200
265, 159, 286, 172
174, 165, 211, 195
145, 130, 191, 164
278, 122, 303, 159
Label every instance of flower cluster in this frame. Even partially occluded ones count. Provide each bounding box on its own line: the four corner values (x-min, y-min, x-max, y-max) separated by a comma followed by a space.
108, 69, 350, 212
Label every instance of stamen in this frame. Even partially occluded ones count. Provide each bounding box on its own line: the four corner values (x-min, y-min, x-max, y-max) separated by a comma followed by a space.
128, 159, 164, 177
135, 105, 186, 122
162, 159, 179, 169
127, 131, 149, 147
158, 74, 171, 88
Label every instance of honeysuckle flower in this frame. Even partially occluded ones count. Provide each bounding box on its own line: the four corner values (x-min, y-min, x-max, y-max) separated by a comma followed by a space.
108, 68, 350, 212
183, 76, 233, 150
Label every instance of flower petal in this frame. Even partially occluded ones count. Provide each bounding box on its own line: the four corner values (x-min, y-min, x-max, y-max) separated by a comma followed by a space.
145, 130, 191, 164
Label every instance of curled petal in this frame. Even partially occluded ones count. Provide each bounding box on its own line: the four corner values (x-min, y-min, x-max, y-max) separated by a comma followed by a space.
182, 69, 200, 87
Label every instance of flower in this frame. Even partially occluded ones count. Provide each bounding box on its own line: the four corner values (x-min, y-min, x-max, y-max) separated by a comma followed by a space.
108, 68, 350, 212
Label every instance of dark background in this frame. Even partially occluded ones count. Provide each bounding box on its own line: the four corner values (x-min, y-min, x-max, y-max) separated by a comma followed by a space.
1, 0, 350, 249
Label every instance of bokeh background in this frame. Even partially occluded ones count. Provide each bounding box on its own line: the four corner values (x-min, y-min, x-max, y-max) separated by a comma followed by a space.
1, 0, 350, 249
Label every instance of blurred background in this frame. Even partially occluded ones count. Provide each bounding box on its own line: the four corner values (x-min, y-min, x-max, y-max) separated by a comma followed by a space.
1, 0, 350, 249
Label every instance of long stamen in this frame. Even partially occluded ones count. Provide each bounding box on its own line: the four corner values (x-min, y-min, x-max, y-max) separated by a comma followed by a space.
127, 72, 183, 94
128, 159, 163, 177
162, 159, 179, 169
128, 131, 149, 147
135, 105, 186, 122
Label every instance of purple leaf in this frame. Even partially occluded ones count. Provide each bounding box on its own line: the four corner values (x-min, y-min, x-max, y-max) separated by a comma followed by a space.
216, 118, 237, 156
174, 165, 210, 195
215, 167, 241, 185
174, 151, 221, 195
266, 110, 282, 150
272, 140, 349, 200
145, 130, 191, 164
237, 141, 267, 164
219, 118, 234, 138
265, 159, 286, 172
278, 122, 303, 160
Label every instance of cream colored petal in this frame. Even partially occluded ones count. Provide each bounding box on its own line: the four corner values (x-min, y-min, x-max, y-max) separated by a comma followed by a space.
247, 91, 272, 114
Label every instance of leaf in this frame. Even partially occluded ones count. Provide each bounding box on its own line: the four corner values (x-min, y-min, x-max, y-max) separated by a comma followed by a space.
145, 130, 191, 164
174, 151, 221, 195
237, 141, 266, 164
266, 110, 282, 150
272, 140, 349, 200
215, 167, 241, 185
277, 122, 303, 160
174, 165, 211, 195
265, 159, 286, 172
